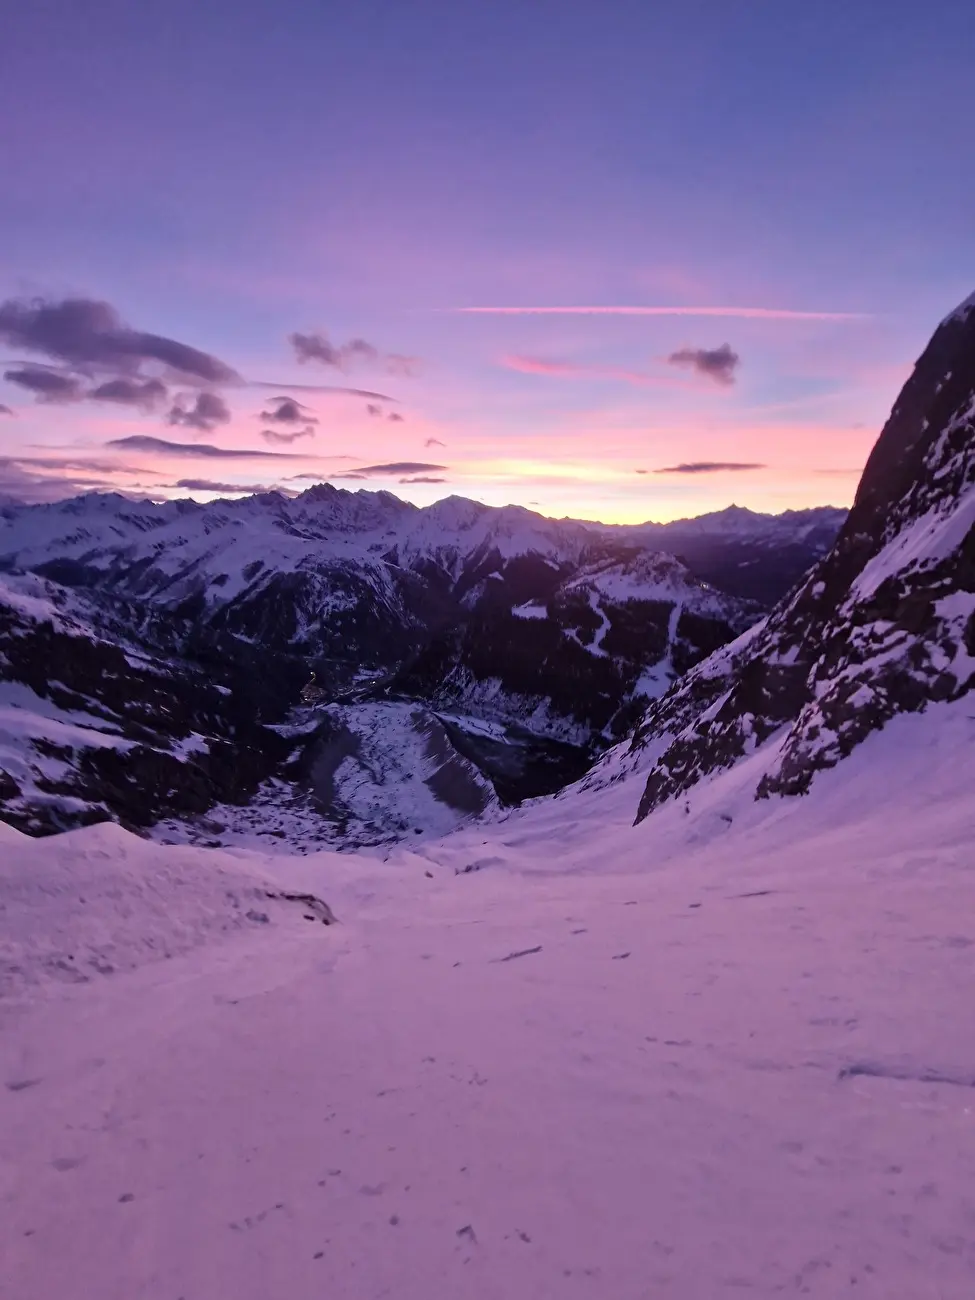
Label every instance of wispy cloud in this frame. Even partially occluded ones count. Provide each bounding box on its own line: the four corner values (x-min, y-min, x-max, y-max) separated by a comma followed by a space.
0, 403, 13, 415
4, 364, 171, 409
261, 427, 314, 445
282, 462, 356, 479
400, 475, 447, 484
0, 457, 122, 503
425, 437, 446, 447
251, 379, 396, 401
4, 365, 84, 402
667, 343, 740, 386
354, 461, 448, 475
453, 305, 870, 320
386, 354, 421, 377
171, 478, 292, 496
107, 435, 304, 460
12, 454, 157, 474
365, 402, 405, 422
653, 461, 766, 474
290, 330, 420, 376
502, 354, 671, 387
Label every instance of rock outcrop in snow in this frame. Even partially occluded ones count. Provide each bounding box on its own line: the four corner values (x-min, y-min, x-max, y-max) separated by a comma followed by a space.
0, 573, 292, 835
633, 291, 975, 820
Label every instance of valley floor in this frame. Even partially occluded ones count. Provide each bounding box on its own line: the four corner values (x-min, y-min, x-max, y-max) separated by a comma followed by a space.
2, 704, 975, 1298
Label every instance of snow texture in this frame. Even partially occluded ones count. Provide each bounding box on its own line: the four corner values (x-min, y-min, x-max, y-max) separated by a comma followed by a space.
2, 700, 975, 1298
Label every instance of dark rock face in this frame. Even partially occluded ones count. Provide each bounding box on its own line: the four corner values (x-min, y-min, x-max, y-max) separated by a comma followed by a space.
386, 549, 758, 745
634, 295, 975, 821
0, 586, 291, 835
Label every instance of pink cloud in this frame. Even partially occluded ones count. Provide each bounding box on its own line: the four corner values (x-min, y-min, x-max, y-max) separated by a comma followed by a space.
457, 305, 870, 321
501, 354, 694, 390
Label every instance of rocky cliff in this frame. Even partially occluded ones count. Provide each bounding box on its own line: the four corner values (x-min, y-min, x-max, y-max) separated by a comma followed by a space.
633, 292, 975, 821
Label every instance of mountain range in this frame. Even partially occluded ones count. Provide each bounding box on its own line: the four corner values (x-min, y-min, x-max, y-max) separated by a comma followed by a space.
0, 487, 842, 841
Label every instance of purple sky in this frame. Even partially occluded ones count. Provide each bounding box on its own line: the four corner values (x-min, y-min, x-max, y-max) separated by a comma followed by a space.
1, 0, 973, 520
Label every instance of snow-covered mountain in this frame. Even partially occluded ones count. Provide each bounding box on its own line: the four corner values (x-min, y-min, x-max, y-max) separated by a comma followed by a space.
586, 290, 975, 821
1, 485, 841, 839
0, 489, 830, 654
611, 504, 846, 601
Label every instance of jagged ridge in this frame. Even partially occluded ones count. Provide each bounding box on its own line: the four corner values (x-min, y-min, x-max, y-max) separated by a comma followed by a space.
633, 293, 975, 821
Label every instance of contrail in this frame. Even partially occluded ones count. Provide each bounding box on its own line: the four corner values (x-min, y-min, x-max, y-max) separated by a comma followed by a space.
450, 305, 869, 321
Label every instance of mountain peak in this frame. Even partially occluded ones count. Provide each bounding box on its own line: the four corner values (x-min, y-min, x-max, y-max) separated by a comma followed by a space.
938, 287, 975, 328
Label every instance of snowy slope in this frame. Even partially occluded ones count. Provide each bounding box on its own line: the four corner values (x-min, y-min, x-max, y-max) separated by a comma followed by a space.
2, 699, 974, 1299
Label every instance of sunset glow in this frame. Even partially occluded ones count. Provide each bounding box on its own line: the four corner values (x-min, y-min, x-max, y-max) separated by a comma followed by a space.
2, 3, 972, 520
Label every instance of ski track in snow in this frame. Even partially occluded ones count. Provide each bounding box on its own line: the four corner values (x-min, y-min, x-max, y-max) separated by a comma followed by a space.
1, 702, 975, 1298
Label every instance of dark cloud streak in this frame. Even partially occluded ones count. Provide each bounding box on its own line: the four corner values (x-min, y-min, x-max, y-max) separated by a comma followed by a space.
4, 366, 85, 402
251, 379, 396, 401
90, 377, 168, 410
653, 461, 765, 474
353, 461, 448, 475
172, 478, 292, 496
107, 435, 304, 460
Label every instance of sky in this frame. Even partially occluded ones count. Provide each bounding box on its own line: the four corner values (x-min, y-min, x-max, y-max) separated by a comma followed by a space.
1, 0, 973, 523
